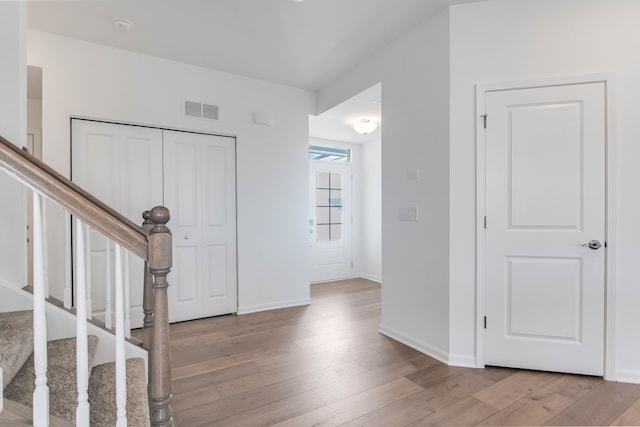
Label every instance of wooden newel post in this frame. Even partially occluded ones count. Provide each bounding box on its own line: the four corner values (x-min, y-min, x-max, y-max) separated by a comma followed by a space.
148, 206, 174, 427
142, 210, 154, 352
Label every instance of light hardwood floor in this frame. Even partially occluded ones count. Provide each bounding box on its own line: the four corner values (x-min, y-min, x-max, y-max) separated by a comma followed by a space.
164, 278, 640, 426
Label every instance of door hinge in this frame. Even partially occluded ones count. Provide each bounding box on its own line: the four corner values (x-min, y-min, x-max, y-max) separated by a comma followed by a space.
351, 261, 354, 269
481, 114, 487, 129
484, 216, 487, 229
484, 316, 487, 329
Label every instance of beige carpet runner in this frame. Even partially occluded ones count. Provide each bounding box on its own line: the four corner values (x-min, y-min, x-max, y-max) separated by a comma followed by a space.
1, 310, 149, 426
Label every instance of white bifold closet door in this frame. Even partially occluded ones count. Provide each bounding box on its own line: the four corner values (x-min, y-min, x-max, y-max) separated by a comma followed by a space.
163, 130, 237, 322
72, 119, 163, 328
72, 120, 237, 325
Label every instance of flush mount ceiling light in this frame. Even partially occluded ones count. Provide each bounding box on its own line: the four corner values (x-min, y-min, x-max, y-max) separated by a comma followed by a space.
353, 118, 378, 135
113, 18, 133, 30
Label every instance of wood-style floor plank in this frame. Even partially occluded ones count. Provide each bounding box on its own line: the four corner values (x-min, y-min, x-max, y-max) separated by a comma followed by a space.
409, 396, 497, 426
164, 278, 640, 426
612, 397, 640, 426
478, 388, 573, 426
271, 378, 423, 427
416, 371, 498, 412
473, 370, 558, 410
544, 381, 640, 426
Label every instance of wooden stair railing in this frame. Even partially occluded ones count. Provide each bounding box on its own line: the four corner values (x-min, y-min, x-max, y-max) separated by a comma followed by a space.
0, 135, 174, 426
0, 135, 146, 258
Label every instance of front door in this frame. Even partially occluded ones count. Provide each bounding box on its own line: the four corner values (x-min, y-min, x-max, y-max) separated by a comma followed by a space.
309, 162, 352, 282
484, 82, 606, 375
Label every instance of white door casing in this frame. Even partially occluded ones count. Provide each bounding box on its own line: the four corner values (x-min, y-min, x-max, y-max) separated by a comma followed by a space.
163, 130, 237, 322
481, 82, 606, 375
309, 161, 352, 283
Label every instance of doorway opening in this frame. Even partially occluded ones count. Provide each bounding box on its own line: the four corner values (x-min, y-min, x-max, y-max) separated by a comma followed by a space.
26, 65, 43, 289
308, 82, 382, 284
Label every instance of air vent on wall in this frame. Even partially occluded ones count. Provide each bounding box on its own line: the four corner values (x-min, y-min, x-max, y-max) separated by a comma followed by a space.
185, 101, 219, 120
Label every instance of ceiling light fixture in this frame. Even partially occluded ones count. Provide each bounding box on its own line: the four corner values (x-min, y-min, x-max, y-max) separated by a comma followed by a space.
353, 118, 378, 135
113, 18, 133, 30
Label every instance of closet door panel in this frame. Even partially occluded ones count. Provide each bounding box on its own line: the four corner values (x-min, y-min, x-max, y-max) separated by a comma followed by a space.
164, 135, 202, 322
72, 120, 162, 328
164, 130, 237, 322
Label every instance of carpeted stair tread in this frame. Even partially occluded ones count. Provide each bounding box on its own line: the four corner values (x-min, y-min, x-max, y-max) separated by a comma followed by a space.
4, 335, 99, 422
0, 398, 74, 426
88, 357, 150, 427
0, 310, 33, 390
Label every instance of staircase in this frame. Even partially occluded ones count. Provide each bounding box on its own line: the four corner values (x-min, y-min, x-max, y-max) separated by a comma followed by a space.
1, 311, 149, 425
0, 135, 175, 426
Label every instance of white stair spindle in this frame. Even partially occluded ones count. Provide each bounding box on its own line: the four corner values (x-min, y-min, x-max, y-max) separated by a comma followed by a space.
84, 223, 93, 319
74, 218, 90, 426
124, 251, 131, 338
32, 193, 49, 427
105, 237, 113, 330
115, 244, 128, 426
63, 212, 72, 309
41, 200, 49, 299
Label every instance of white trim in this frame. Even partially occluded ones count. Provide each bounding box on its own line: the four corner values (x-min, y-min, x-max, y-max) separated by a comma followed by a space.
449, 354, 476, 369
237, 298, 311, 315
310, 275, 381, 284
604, 77, 617, 382
475, 73, 617, 379
615, 370, 640, 385
378, 324, 449, 365
311, 277, 355, 285
358, 273, 381, 283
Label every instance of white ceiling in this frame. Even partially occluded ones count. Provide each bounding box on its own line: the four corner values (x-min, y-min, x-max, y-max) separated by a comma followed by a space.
309, 83, 381, 144
26, 0, 481, 143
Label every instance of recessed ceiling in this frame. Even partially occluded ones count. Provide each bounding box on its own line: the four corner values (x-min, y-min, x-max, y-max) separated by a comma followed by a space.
27, 0, 482, 92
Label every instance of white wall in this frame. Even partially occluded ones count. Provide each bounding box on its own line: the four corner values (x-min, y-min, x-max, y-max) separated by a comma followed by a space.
0, 3, 27, 289
319, 0, 640, 378
449, 0, 640, 381
318, 10, 452, 362
359, 136, 382, 282
27, 31, 316, 315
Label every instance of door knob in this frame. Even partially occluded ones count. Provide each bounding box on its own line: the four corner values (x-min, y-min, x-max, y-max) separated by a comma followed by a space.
582, 240, 601, 250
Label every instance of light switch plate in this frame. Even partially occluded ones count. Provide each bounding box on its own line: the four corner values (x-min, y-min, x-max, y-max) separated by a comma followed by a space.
407, 169, 419, 180
399, 207, 418, 221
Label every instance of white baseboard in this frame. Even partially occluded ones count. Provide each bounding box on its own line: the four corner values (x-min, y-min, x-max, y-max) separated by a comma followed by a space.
237, 298, 311, 315
378, 323, 449, 365
448, 354, 477, 368
615, 369, 640, 384
311, 275, 381, 285
357, 273, 381, 283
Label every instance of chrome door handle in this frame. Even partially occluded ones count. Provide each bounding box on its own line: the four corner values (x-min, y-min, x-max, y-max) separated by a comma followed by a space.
582, 240, 601, 250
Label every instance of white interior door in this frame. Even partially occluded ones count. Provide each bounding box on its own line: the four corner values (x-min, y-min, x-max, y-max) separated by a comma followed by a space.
163, 130, 237, 322
309, 162, 352, 282
72, 119, 163, 327
484, 82, 606, 375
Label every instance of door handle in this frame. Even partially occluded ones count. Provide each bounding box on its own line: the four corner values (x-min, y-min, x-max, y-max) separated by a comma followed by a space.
581, 240, 601, 250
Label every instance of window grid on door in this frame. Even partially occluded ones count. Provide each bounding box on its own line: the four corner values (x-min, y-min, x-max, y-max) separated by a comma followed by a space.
316, 171, 343, 242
